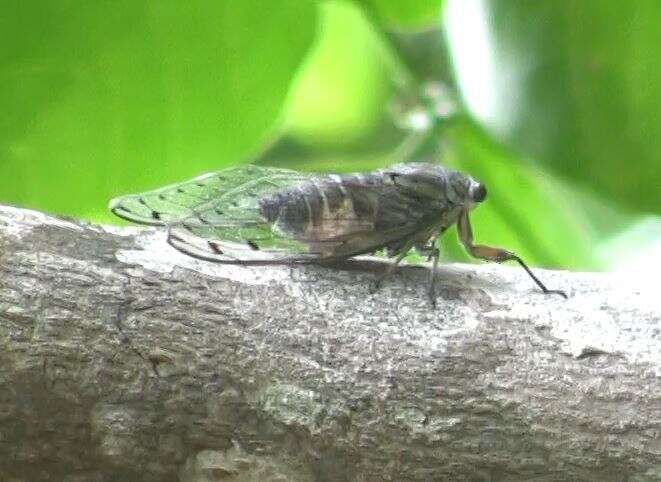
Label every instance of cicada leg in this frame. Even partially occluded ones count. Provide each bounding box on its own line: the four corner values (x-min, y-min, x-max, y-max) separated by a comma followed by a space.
428, 243, 440, 307
415, 239, 441, 307
457, 209, 567, 299
371, 239, 416, 294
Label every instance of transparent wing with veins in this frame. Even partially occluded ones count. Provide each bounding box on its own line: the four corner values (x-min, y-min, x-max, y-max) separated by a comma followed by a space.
109, 165, 319, 262
109, 165, 307, 225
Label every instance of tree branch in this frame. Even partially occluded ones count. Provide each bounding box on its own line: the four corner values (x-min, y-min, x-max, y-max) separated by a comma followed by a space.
0, 205, 659, 482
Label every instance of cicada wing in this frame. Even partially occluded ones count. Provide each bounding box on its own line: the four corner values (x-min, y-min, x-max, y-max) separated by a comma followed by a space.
109, 165, 309, 226
167, 180, 429, 264
162, 171, 321, 263
167, 224, 320, 265
167, 213, 378, 264
168, 194, 331, 263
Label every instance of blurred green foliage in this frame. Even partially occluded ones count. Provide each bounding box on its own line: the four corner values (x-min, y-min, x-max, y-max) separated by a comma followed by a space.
1, 0, 659, 271
356, 0, 445, 30
1, 0, 316, 219
445, 1, 661, 214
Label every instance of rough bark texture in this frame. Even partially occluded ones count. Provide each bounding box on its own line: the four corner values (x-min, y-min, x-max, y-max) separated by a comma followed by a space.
0, 205, 660, 482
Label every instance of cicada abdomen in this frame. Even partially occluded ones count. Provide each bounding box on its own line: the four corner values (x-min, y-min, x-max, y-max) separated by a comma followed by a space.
259, 171, 448, 259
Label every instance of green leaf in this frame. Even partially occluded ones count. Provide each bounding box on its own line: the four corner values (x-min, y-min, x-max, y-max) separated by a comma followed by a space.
441, 116, 606, 270
285, 1, 397, 148
445, 0, 661, 214
0, 0, 317, 221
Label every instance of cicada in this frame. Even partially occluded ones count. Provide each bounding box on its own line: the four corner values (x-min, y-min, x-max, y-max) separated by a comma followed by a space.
109, 163, 566, 303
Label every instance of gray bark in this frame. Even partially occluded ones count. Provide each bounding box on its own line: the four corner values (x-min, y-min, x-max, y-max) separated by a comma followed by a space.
0, 205, 660, 482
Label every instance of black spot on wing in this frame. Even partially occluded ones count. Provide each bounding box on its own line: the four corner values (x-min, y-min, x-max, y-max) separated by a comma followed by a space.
113, 206, 130, 215
111, 205, 137, 219
247, 240, 259, 251
208, 241, 224, 255
168, 232, 184, 243
134, 197, 161, 220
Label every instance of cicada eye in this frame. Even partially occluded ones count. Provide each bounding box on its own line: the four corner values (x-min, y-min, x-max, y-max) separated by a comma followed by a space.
471, 183, 487, 203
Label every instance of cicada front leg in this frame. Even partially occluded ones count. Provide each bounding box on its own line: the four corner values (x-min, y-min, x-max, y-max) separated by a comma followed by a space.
457, 209, 567, 299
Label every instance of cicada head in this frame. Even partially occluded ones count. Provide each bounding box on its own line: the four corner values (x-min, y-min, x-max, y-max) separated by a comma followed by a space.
385, 163, 487, 208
